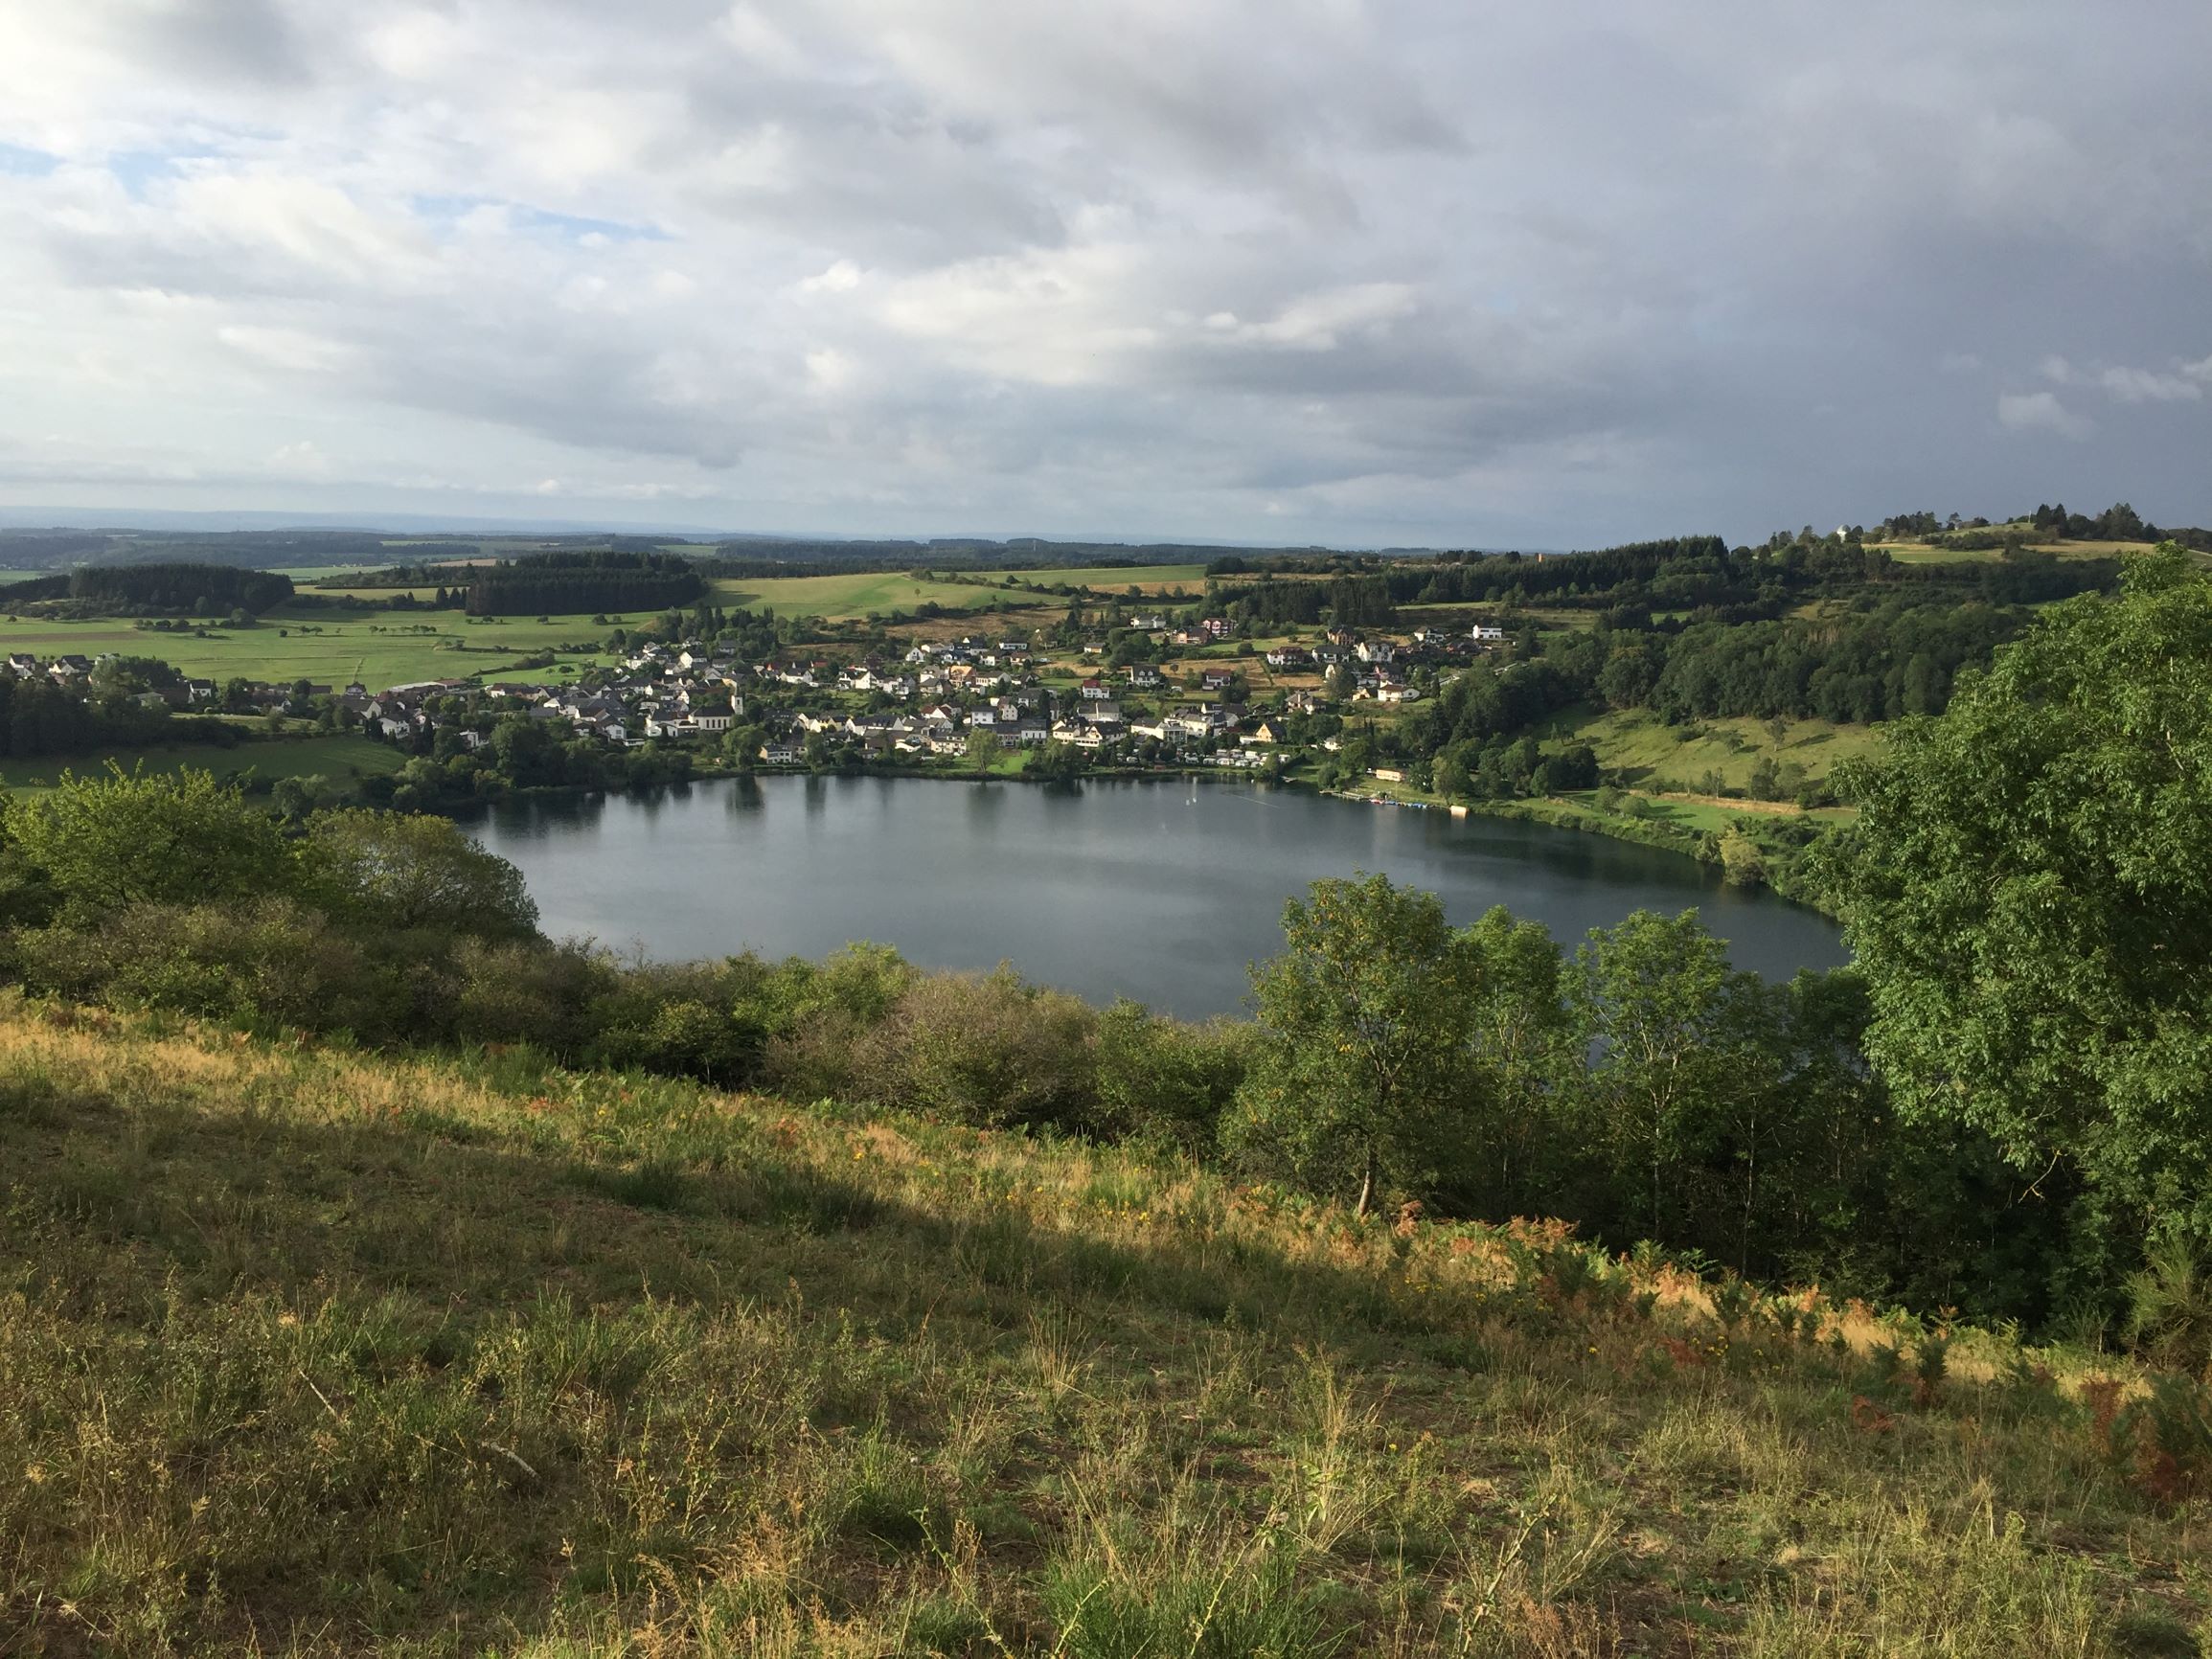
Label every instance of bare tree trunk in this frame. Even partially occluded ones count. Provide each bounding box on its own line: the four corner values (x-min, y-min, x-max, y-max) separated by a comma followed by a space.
1356, 1148, 1375, 1218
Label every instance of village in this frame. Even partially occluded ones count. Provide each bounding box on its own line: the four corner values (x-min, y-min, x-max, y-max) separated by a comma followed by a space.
1, 613, 1515, 783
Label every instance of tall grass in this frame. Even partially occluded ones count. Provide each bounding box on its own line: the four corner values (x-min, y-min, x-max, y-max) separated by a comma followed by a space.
0, 994, 2204, 1654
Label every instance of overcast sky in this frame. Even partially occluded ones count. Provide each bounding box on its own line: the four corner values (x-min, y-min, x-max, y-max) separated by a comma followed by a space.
0, 2, 2206, 547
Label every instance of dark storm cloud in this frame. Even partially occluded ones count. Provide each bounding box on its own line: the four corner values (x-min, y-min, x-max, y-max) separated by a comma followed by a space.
0, 0, 2204, 542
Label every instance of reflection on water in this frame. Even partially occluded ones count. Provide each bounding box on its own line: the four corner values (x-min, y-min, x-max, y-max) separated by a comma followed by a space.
465, 777, 1847, 1018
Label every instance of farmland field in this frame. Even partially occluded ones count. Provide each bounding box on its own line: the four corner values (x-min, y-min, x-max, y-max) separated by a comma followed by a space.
1547, 706, 1886, 790
997, 561, 1214, 593
0, 608, 615, 689
705, 571, 1013, 617
1868, 536, 2158, 564
717, 562, 1218, 609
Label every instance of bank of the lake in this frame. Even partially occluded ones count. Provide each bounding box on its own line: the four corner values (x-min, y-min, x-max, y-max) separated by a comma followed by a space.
466, 775, 1844, 1017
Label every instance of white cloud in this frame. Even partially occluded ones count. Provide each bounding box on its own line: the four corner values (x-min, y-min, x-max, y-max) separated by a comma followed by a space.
798, 259, 863, 295
1996, 390, 2091, 439
268, 439, 330, 475
217, 325, 358, 375
2101, 364, 2205, 403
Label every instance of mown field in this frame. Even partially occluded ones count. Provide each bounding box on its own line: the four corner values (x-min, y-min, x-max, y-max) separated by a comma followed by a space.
0, 999, 2202, 1655
706, 572, 1015, 619
707, 564, 1216, 619
1549, 709, 1887, 793
0, 731, 404, 793
1867, 537, 2159, 565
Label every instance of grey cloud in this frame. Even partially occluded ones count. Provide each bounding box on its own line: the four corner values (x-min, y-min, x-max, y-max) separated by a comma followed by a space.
0, 0, 2206, 543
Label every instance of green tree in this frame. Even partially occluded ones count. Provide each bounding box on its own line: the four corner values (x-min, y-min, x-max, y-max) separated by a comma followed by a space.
1817, 546, 2212, 1251
1229, 874, 1482, 1216
4, 763, 290, 922
1570, 908, 1778, 1243
299, 809, 539, 941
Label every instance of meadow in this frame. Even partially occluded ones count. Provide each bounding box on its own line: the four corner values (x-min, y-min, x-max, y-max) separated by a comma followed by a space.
1866, 538, 2160, 565
702, 563, 1219, 620
1, 996, 2202, 1655
1546, 709, 1886, 793
705, 571, 1016, 619
0, 610, 616, 690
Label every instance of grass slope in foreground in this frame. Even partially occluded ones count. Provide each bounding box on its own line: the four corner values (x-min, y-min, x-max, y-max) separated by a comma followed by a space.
3, 1001, 2206, 1656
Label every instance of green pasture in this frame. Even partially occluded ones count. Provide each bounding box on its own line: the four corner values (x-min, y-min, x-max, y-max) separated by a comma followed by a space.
1550, 707, 1884, 790
1868, 536, 2158, 565
707, 571, 1015, 618
0, 607, 615, 690
1000, 562, 1213, 594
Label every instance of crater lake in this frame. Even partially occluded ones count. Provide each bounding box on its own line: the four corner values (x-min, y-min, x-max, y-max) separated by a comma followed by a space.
465, 776, 1848, 1017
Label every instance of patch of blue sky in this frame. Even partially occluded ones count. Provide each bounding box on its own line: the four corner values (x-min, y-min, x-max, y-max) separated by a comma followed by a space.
107, 149, 191, 196
0, 143, 58, 177
412, 193, 668, 243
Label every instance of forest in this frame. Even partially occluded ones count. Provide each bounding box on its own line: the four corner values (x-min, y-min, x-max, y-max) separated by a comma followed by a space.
460, 549, 706, 616
5, 561, 296, 616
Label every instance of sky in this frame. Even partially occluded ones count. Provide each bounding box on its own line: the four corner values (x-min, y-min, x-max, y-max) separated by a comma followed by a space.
0, 2, 2206, 548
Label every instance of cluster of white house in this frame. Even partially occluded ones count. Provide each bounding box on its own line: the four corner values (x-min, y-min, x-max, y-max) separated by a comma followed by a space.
3, 614, 1510, 762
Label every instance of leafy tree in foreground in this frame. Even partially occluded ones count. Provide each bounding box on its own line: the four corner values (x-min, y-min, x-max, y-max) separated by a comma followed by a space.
1230, 874, 1483, 1216
1571, 908, 1783, 1246
1, 762, 289, 922
300, 809, 540, 941
1817, 545, 2212, 1253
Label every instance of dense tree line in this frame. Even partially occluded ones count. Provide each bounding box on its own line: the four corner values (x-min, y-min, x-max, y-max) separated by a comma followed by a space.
1379, 597, 2060, 788
1217, 579, 1326, 626
1645, 602, 2021, 723
347, 713, 696, 814
463, 550, 705, 617
8, 562, 294, 615
0, 671, 241, 759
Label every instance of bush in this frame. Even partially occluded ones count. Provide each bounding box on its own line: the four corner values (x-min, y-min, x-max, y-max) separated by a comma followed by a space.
1094, 998, 1250, 1148
861, 967, 1100, 1129
13, 898, 399, 1035
4, 764, 290, 922
301, 809, 539, 941
590, 959, 767, 1083
451, 938, 618, 1054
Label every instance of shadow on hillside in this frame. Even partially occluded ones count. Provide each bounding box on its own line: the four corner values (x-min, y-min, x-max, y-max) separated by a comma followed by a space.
14, 1079, 1462, 1358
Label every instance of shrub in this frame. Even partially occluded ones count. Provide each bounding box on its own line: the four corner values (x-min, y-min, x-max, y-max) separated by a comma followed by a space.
451, 938, 618, 1054
1094, 998, 1249, 1148
4, 764, 290, 922
862, 967, 1100, 1129
13, 898, 399, 1035
300, 808, 539, 941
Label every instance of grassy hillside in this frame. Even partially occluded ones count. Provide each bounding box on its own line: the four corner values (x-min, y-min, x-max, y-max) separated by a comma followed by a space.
1868, 537, 2161, 565
2, 998, 2204, 1655
1549, 709, 1886, 793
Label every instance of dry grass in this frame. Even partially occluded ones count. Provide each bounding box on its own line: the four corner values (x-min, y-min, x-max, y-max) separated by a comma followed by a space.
0, 996, 2205, 1655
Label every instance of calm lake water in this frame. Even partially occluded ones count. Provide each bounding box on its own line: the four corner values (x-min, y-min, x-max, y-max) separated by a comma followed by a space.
466, 777, 1847, 1017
